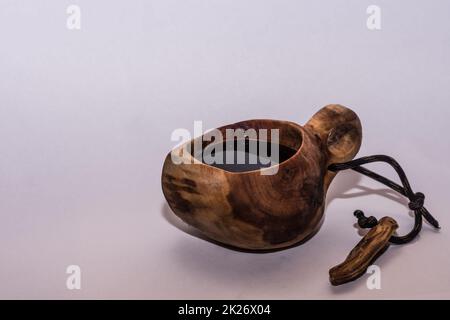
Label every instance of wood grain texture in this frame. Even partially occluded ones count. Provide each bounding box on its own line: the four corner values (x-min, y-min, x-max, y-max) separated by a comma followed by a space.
329, 217, 398, 286
161, 104, 362, 250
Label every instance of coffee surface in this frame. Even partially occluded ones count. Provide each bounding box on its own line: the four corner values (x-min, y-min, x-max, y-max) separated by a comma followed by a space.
194, 140, 297, 172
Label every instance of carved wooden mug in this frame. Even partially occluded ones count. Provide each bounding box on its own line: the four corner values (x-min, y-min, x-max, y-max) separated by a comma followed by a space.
161, 104, 362, 250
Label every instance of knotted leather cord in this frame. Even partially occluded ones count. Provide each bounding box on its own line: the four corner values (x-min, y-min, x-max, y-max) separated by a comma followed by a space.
328, 155, 440, 244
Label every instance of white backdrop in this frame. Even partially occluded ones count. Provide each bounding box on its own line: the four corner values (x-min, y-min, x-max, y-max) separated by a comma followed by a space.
1, 0, 449, 299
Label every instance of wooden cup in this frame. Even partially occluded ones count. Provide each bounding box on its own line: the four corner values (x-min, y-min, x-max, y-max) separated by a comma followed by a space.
162, 104, 362, 250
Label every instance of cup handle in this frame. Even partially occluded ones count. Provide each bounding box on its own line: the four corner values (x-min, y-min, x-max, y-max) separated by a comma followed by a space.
305, 104, 362, 173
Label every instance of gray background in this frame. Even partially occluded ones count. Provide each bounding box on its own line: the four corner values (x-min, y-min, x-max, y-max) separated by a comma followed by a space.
1, 0, 449, 299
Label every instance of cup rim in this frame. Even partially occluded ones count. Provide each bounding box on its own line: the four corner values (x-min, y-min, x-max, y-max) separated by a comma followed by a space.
184, 119, 305, 175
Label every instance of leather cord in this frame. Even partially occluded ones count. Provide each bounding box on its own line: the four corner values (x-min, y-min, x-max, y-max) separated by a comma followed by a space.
328, 155, 440, 244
